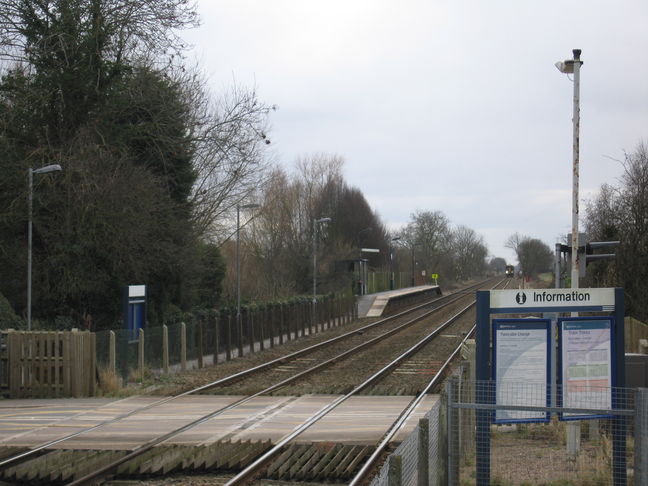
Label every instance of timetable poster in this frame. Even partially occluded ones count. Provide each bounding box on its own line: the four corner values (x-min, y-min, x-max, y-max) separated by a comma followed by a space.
559, 318, 613, 419
493, 319, 550, 423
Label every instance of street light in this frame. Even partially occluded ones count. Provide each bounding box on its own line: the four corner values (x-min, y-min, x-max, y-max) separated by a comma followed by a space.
355, 227, 372, 295
27, 164, 62, 331
312, 217, 331, 304
389, 236, 401, 290
556, 49, 584, 457
236, 203, 260, 356
555, 49, 583, 290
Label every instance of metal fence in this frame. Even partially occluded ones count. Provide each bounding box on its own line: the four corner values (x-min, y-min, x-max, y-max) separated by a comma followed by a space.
95, 295, 357, 380
447, 379, 647, 486
369, 399, 443, 486
368, 378, 647, 486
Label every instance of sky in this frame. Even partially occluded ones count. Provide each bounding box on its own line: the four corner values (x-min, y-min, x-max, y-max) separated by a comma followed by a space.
182, 1, 648, 264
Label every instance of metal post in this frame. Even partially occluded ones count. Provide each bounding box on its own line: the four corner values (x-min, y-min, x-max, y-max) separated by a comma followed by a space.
635, 388, 648, 486
570, 49, 582, 291
554, 243, 561, 289
475, 291, 490, 486
26, 164, 62, 331
236, 204, 242, 356
312, 218, 317, 305
418, 417, 430, 486
27, 169, 33, 331
410, 246, 415, 287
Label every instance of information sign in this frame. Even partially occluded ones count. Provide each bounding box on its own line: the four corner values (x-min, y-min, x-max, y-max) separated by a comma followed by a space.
493, 319, 551, 423
490, 288, 615, 313
559, 317, 614, 420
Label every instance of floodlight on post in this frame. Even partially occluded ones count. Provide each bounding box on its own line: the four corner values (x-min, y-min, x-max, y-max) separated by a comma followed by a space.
236, 203, 260, 356
389, 236, 401, 290
27, 164, 63, 331
555, 49, 583, 291
556, 49, 584, 458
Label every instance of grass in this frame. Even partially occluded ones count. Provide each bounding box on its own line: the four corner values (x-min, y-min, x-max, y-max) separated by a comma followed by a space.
459, 420, 627, 486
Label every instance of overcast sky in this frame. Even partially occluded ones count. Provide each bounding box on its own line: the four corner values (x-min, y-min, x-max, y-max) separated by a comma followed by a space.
183, 1, 648, 263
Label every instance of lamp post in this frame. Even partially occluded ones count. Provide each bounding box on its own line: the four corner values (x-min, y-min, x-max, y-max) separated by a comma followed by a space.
27, 164, 62, 331
355, 227, 372, 295
389, 236, 401, 290
312, 217, 331, 304
410, 245, 416, 287
236, 203, 260, 355
555, 49, 583, 290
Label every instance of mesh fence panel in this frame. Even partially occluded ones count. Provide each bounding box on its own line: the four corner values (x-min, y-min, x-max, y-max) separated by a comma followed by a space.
428, 401, 441, 486
369, 401, 442, 486
449, 379, 640, 486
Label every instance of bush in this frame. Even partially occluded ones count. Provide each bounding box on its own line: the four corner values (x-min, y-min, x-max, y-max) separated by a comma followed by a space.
0, 292, 24, 329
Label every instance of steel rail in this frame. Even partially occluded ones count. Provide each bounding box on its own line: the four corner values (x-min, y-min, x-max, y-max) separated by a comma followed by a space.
349, 277, 512, 485
64, 283, 488, 485
0, 282, 485, 472
222, 298, 482, 486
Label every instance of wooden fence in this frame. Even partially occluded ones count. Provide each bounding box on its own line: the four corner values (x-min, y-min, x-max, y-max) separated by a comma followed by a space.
626, 317, 648, 353
0, 330, 96, 398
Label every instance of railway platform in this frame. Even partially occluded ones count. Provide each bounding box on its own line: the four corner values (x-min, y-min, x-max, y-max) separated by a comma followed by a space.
357, 285, 441, 318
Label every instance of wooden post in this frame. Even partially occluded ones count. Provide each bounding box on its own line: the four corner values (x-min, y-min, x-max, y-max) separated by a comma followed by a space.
269, 304, 275, 348
138, 328, 144, 382
197, 319, 204, 369
259, 306, 265, 351
162, 325, 169, 374
248, 308, 255, 354
180, 322, 187, 371
109, 330, 116, 375
225, 312, 232, 361
213, 311, 220, 365
279, 304, 285, 345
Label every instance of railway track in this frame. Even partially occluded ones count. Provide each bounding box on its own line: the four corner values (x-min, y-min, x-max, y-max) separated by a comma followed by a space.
0, 278, 508, 485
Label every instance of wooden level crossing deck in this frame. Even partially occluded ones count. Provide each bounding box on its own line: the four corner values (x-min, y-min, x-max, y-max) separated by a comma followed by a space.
0, 395, 438, 450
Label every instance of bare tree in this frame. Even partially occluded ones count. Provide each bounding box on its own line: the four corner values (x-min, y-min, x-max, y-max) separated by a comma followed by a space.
190, 83, 275, 240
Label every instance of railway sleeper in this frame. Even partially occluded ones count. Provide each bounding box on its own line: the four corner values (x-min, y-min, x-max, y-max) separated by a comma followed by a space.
264, 443, 374, 482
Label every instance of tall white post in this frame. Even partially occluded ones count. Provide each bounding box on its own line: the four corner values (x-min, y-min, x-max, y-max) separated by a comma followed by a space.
570, 49, 582, 290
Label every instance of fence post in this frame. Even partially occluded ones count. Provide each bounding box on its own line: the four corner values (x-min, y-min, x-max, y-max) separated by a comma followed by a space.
213, 311, 220, 365
248, 307, 255, 354
259, 306, 265, 351
162, 325, 169, 373
225, 312, 232, 361
109, 330, 116, 375
636, 388, 648, 486
387, 454, 402, 486
446, 378, 460, 486
269, 304, 275, 349
197, 319, 204, 369
418, 417, 430, 486
237, 311, 243, 358
279, 304, 285, 344
138, 328, 144, 381
180, 322, 187, 371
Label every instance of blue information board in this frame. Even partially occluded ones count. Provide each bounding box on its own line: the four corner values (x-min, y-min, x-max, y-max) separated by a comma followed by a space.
558, 317, 615, 420
123, 285, 146, 342
492, 319, 551, 424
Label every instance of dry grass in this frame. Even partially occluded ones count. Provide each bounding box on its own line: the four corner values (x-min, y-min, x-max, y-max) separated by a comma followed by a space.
97, 368, 121, 395
460, 421, 628, 486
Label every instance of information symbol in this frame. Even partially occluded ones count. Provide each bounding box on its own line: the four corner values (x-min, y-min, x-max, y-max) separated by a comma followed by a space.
516, 293, 527, 305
